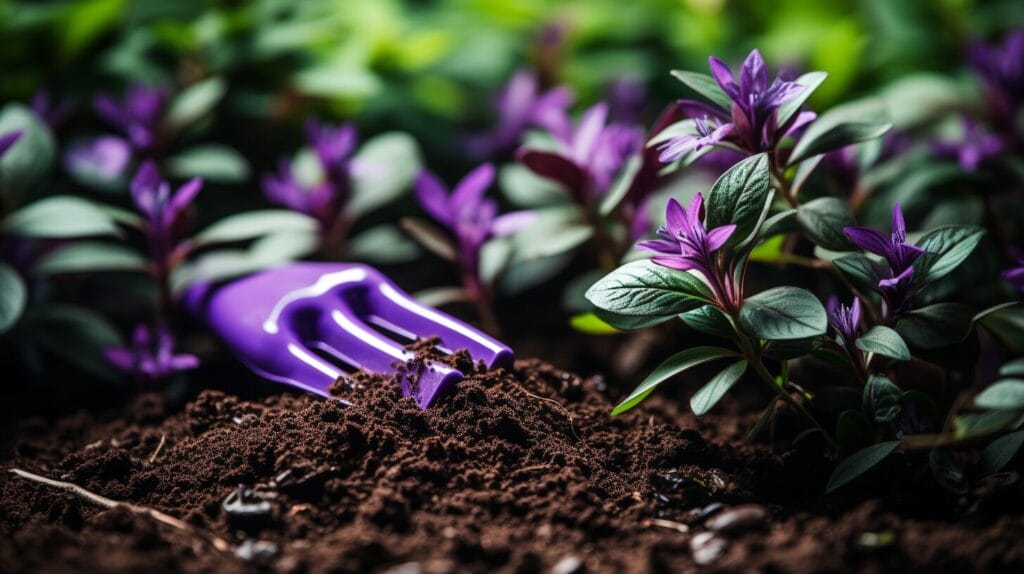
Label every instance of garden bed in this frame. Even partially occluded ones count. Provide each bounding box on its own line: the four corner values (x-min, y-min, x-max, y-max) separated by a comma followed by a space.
3, 355, 1022, 573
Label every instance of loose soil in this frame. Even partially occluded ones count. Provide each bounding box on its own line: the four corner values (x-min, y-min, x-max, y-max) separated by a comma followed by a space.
1, 353, 1023, 573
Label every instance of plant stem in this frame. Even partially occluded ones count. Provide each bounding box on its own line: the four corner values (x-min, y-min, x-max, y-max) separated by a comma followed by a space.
748, 356, 837, 451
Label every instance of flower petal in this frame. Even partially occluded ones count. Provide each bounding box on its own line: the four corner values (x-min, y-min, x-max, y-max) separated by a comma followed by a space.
706, 224, 737, 251
571, 102, 609, 164
651, 255, 698, 271
516, 149, 586, 193
708, 56, 738, 100
0, 130, 23, 157
843, 226, 892, 257
452, 163, 495, 208
104, 348, 135, 373
415, 170, 453, 225
664, 197, 687, 236
891, 203, 907, 242
169, 177, 203, 221
131, 161, 163, 218
491, 210, 537, 237
637, 239, 679, 254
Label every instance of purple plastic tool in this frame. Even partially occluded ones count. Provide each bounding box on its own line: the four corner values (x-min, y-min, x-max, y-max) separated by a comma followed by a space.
187, 263, 512, 408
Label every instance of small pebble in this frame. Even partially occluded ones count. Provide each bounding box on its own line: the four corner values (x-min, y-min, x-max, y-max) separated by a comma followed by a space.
382, 563, 421, 574
552, 555, 583, 574
706, 504, 767, 533
690, 532, 727, 565
234, 539, 278, 561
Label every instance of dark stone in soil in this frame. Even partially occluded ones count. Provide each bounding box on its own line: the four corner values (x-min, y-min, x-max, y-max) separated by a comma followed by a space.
1, 358, 1023, 573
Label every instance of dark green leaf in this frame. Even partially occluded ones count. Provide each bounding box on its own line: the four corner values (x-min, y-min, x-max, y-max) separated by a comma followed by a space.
929, 449, 968, 494
194, 210, 318, 247
0, 263, 27, 334
740, 286, 828, 341
895, 303, 973, 349
856, 325, 911, 361
400, 217, 457, 263
569, 312, 620, 335
681, 305, 735, 340
980, 430, 1024, 476
691, 360, 748, 416
2, 196, 120, 239
594, 308, 674, 331
499, 164, 566, 208
974, 380, 1024, 411
954, 411, 1020, 440
166, 144, 251, 183
832, 254, 884, 293
612, 346, 740, 415
668, 70, 732, 110
759, 209, 799, 238
863, 375, 902, 423
586, 259, 714, 317
912, 226, 985, 286
705, 153, 772, 245
34, 242, 147, 275
763, 337, 821, 360
826, 441, 901, 493
790, 119, 892, 166
796, 197, 857, 250
0, 103, 55, 202
979, 304, 1024, 355
777, 71, 828, 127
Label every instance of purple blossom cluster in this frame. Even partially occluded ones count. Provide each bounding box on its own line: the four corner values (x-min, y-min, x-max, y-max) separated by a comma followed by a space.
105, 324, 198, 384
843, 204, 924, 318
660, 50, 814, 162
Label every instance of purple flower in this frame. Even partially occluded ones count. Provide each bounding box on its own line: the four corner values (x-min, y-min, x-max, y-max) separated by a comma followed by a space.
517, 102, 643, 203
638, 193, 737, 306
607, 77, 647, 124
969, 29, 1024, 127
64, 136, 133, 182
660, 49, 812, 161
828, 296, 862, 346
416, 164, 534, 285
105, 324, 198, 384
262, 121, 356, 226
94, 85, 167, 152
932, 119, 1004, 171
470, 70, 573, 157
1004, 257, 1024, 291
0, 130, 22, 158
843, 204, 925, 317
131, 161, 202, 264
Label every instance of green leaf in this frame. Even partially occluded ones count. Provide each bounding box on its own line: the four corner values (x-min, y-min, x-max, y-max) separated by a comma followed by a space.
980, 430, 1024, 476
954, 411, 1020, 440
400, 217, 457, 263
668, 70, 732, 110
681, 305, 735, 339
598, 154, 641, 216
762, 337, 821, 360
796, 197, 857, 251
929, 449, 968, 494
2, 196, 120, 239
911, 226, 985, 286
826, 441, 901, 493
22, 304, 123, 381
499, 163, 566, 208
1000, 358, 1024, 378
790, 113, 892, 166
979, 304, 1024, 355
166, 144, 251, 183
164, 76, 227, 131
705, 153, 772, 245
895, 303, 973, 350
569, 312, 620, 335
33, 242, 147, 275
594, 308, 674, 331
863, 375, 902, 423
612, 346, 740, 415
0, 103, 55, 202
690, 360, 748, 416
974, 380, 1024, 411
856, 326, 911, 361
347, 224, 420, 264
832, 254, 884, 293
194, 210, 318, 247
0, 263, 27, 334
514, 223, 593, 260
777, 71, 829, 127
349, 132, 421, 217
740, 286, 828, 341
759, 209, 799, 238
586, 259, 714, 317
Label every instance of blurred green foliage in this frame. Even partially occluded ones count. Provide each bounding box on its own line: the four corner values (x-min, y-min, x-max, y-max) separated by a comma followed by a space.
4, 0, 1022, 163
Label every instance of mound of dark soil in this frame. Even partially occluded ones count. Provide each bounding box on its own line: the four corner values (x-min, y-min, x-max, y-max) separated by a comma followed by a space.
1, 357, 1022, 573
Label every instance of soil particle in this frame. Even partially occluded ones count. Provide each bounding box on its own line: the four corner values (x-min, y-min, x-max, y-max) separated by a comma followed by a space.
2, 357, 1023, 573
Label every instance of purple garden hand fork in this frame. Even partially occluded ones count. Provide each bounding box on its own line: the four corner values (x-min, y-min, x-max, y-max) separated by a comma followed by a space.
188, 263, 512, 408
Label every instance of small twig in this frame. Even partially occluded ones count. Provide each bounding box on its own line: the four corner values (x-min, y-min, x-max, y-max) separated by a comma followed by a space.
520, 388, 581, 442
9, 468, 231, 553
148, 434, 167, 464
